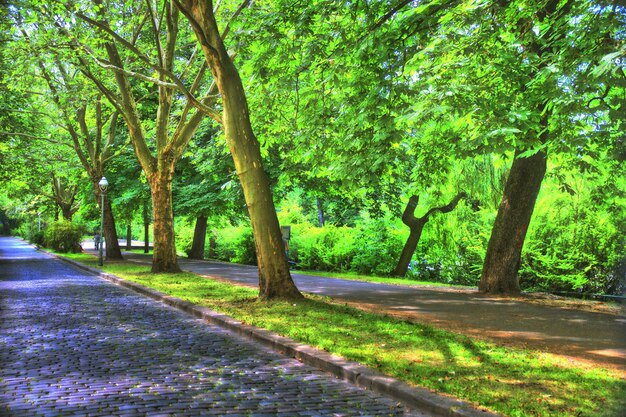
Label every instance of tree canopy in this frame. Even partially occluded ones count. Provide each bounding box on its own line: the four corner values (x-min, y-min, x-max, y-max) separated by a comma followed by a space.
1, 0, 624, 296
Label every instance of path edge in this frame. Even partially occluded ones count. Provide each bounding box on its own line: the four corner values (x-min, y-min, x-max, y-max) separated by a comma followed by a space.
56, 254, 500, 417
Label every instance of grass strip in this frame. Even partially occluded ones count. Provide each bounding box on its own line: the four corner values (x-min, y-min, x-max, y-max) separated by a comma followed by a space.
292, 269, 464, 288
63, 253, 626, 417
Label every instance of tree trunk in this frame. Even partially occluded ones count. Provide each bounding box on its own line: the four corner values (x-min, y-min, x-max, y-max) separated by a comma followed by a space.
102, 197, 123, 260
479, 149, 547, 294
316, 198, 324, 227
393, 223, 426, 277
93, 182, 123, 260
148, 169, 180, 273
188, 215, 207, 260
60, 205, 74, 221
208, 235, 216, 259
143, 200, 150, 254
179, 0, 302, 299
126, 224, 132, 250
393, 193, 465, 277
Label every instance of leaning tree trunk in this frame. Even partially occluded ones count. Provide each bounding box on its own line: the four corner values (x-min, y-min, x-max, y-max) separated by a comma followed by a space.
394, 223, 427, 277
148, 167, 180, 273
479, 149, 547, 294
179, 0, 302, 299
393, 193, 465, 277
188, 215, 207, 260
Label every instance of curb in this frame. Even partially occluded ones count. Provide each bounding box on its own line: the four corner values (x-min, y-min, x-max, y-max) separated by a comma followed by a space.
57, 255, 500, 417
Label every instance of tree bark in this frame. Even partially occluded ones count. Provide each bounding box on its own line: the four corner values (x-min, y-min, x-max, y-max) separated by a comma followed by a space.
148, 168, 180, 273
102, 197, 123, 259
188, 215, 207, 259
208, 235, 216, 259
177, 0, 302, 299
126, 224, 132, 250
393, 193, 465, 277
93, 182, 123, 260
316, 198, 324, 227
394, 223, 427, 277
479, 149, 547, 294
143, 200, 150, 254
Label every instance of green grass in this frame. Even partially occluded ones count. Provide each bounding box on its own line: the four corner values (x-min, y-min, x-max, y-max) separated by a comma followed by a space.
62, 252, 626, 417
292, 269, 465, 288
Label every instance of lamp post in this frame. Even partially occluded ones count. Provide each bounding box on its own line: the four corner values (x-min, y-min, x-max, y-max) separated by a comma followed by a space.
98, 177, 109, 266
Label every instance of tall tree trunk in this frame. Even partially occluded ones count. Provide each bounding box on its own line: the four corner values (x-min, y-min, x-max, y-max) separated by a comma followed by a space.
93, 183, 123, 260
208, 235, 216, 259
60, 205, 74, 221
316, 198, 324, 227
148, 169, 180, 273
178, 0, 302, 299
479, 149, 547, 294
393, 193, 465, 277
188, 215, 207, 260
143, 200, 150, 254
126, 224, 132, 250
102, 198, 123, 260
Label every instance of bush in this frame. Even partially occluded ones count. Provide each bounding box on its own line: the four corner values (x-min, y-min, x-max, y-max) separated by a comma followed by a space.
213, 225, 257, 265
16, 221, 46, 246
175, 224, 194, 256
44, 220, 85, 253
289, 224, 357, 271
350, 216, 406, 276
520, 186, 626, 294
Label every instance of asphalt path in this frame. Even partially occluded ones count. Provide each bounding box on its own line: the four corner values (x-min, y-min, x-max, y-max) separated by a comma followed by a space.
0, 237, 428, 416
118, 250, 626, 371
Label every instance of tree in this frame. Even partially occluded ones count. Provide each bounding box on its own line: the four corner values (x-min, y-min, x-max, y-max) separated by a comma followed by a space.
393, 192, 466, 277
174, 0, 302, 299
173, 126, 242, 260
397, 0, 625, 293
13, 23, 126, 258
24, 0, 222, 271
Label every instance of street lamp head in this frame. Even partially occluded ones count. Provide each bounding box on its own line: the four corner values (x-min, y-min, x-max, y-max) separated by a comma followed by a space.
99, 177, 109, 193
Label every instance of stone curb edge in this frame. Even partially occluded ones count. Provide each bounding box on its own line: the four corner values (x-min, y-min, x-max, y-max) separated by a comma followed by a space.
56, 255, 500, 417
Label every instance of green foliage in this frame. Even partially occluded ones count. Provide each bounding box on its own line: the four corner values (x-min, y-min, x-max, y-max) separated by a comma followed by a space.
212, 225, 257, 265
350, 216, 406, 276
289, 224, 357, 271
175, 222, 194, 257
43, 220, 85, 253
521, 182, 626, 294
15, 220, 45, 246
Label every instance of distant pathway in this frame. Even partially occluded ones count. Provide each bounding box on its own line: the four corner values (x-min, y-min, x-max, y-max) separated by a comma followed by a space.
0, 237, 426, 416
119, 251, 626, 371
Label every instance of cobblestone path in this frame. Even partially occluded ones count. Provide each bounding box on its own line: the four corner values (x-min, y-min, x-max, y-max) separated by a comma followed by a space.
0, 238, 424, 417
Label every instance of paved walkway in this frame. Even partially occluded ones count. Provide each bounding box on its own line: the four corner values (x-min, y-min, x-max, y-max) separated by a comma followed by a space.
0, 237, 428, 416
115, 249, 626, 372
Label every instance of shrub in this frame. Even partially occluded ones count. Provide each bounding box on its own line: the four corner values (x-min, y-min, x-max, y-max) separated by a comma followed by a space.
175, 224, 194, 256
350, 217, 406, 276
44, 220, 85, 253
289, 224, 357, 271
16, 222, 46, 246
213, 225, 257, 265
520, 187, 626, 294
